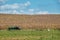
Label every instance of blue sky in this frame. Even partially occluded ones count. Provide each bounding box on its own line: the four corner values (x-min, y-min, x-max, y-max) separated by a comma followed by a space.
0, 0, 60, 14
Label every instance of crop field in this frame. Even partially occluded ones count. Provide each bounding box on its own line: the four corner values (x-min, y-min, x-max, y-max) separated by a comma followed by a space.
0, 14, 60, 29
0, 29, 60, 40
0, 14, 60, 40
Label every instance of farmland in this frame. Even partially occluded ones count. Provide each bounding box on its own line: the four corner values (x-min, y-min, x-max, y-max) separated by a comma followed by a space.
0, 14, 60, 40
0, 29, 60, 40
0, 14, 60, 29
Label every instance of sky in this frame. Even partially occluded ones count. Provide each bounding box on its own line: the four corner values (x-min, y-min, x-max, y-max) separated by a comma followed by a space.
0, 0, 60, 14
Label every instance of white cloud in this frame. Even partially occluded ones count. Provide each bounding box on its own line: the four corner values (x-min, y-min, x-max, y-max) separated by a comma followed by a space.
0, 6, 49, 14
0, 1, 31, 14
0, 11, 12, 14
12, 10, 17, 13
27, 8, 48, 14
0, 10, 20, 14
20, 10, 24, 13
0, 10, 49, 14
0, 1, 49, 15
0, 3, 19, 10
28, 11, 49, 15
0, 1, 31, 10
36, 11, 48, 14
24, 1, 31, 6
0, 0, 7, 4
28, 9, 34, 12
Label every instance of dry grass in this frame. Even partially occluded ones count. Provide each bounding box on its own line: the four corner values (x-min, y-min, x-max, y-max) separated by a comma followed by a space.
0, 14, 60, 29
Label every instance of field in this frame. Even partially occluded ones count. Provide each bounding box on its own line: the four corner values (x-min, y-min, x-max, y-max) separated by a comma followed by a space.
0, 29, 60, 40
0, 14, 60, 40
0, 14, 60, 29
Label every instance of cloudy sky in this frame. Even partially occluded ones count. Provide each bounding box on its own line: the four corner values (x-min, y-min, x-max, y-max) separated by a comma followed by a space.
0, 0, 60, 14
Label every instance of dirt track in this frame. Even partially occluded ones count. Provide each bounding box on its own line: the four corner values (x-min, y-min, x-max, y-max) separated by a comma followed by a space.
0, 14, 60, 29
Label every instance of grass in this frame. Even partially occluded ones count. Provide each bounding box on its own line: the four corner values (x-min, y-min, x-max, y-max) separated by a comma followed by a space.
0, 29, 60, 40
